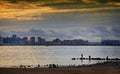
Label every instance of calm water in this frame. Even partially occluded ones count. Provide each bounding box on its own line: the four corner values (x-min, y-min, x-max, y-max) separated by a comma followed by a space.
0, 46, 120, 67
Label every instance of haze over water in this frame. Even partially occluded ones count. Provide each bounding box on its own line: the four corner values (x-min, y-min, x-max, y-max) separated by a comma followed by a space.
0, 46, 120, 67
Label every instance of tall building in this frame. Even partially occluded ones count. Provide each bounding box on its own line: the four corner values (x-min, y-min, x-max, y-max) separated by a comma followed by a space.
62, 40, 72, 45
11, 35, 19, 45
3, 37, 9, 45
30, 37, 36, 45
53, 38, 61, 45
12, 35, 17, 38
22, 37, 28, 45
3, 35, 19, 45
71, 39, 88, 45
37, 37, 46, 45
0, 36, 3, 45
101, 40, 120, 45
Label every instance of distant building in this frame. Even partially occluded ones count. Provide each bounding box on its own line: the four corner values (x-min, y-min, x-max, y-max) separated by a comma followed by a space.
53, 38, 61, 45
37, 37, 46, 45
18, 39, 25, 45
22, 37, 28, 45
71, 39, 88, 45
30, 37, 36, 45
11, 35, 19, 45
62, 40, 72, 45
88, 42, 101, 45
3, 35, 19, 45
0, 36, 3, 45
3, 37, 9, 45
101, 40, 120, 45
46, 41, 53, 45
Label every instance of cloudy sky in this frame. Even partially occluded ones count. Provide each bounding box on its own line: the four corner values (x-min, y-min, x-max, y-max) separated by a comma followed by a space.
0, 0, 120, 42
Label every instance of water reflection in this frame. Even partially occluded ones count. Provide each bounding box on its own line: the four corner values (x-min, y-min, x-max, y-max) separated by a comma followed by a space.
0, 46, 120, 67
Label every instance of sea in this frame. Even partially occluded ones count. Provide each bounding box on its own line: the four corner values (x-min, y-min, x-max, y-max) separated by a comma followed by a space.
0, 46, 120, 67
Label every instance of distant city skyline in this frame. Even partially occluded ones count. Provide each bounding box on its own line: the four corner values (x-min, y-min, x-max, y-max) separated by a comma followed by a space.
0, 35, 120, 46
0, 34, 119, 42
0, 0, 120, 42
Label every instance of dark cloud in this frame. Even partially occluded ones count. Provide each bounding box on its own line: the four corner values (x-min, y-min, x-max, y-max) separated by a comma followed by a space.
40, 0, 120, 9
3, 0, 120, 7
6, 0, 120, 3
88, 26, 120, 38
41, 0, 85, 9
92, 26, 111, 37
95, 0, 120, 3
4, 29, 72, 40
11, 29, 47, 37
29, 29, 45, 35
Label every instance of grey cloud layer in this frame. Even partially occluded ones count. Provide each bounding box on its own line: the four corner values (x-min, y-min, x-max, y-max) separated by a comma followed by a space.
0, 0, 120, 41
2, 0, 120, 9
0, 26, 120, 41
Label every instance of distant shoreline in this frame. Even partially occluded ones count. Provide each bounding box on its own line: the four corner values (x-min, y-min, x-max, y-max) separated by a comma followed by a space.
0, 45, 120, 46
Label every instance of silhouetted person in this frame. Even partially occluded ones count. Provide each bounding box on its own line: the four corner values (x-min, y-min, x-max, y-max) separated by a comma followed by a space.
106, 56, 109, 61
38, 64, 40, 68
80, 54, 84, 63
89, 55, 91, 61
52, 64, 56, 68
49, 64, 52, 68
81, 54, 83, 58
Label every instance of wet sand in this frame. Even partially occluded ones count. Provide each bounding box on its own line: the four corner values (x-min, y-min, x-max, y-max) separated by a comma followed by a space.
0, 62, 120, 74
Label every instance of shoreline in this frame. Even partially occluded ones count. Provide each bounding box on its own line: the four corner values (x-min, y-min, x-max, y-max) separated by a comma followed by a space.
0, 61, 120, 74
1, 45, 120, 46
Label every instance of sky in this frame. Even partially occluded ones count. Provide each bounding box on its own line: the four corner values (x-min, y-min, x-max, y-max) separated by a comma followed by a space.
0, 0, 120, 42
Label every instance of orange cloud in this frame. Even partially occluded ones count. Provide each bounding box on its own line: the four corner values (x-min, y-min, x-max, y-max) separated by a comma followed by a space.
0, 0, 120, 21
0, 6, 120, 21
